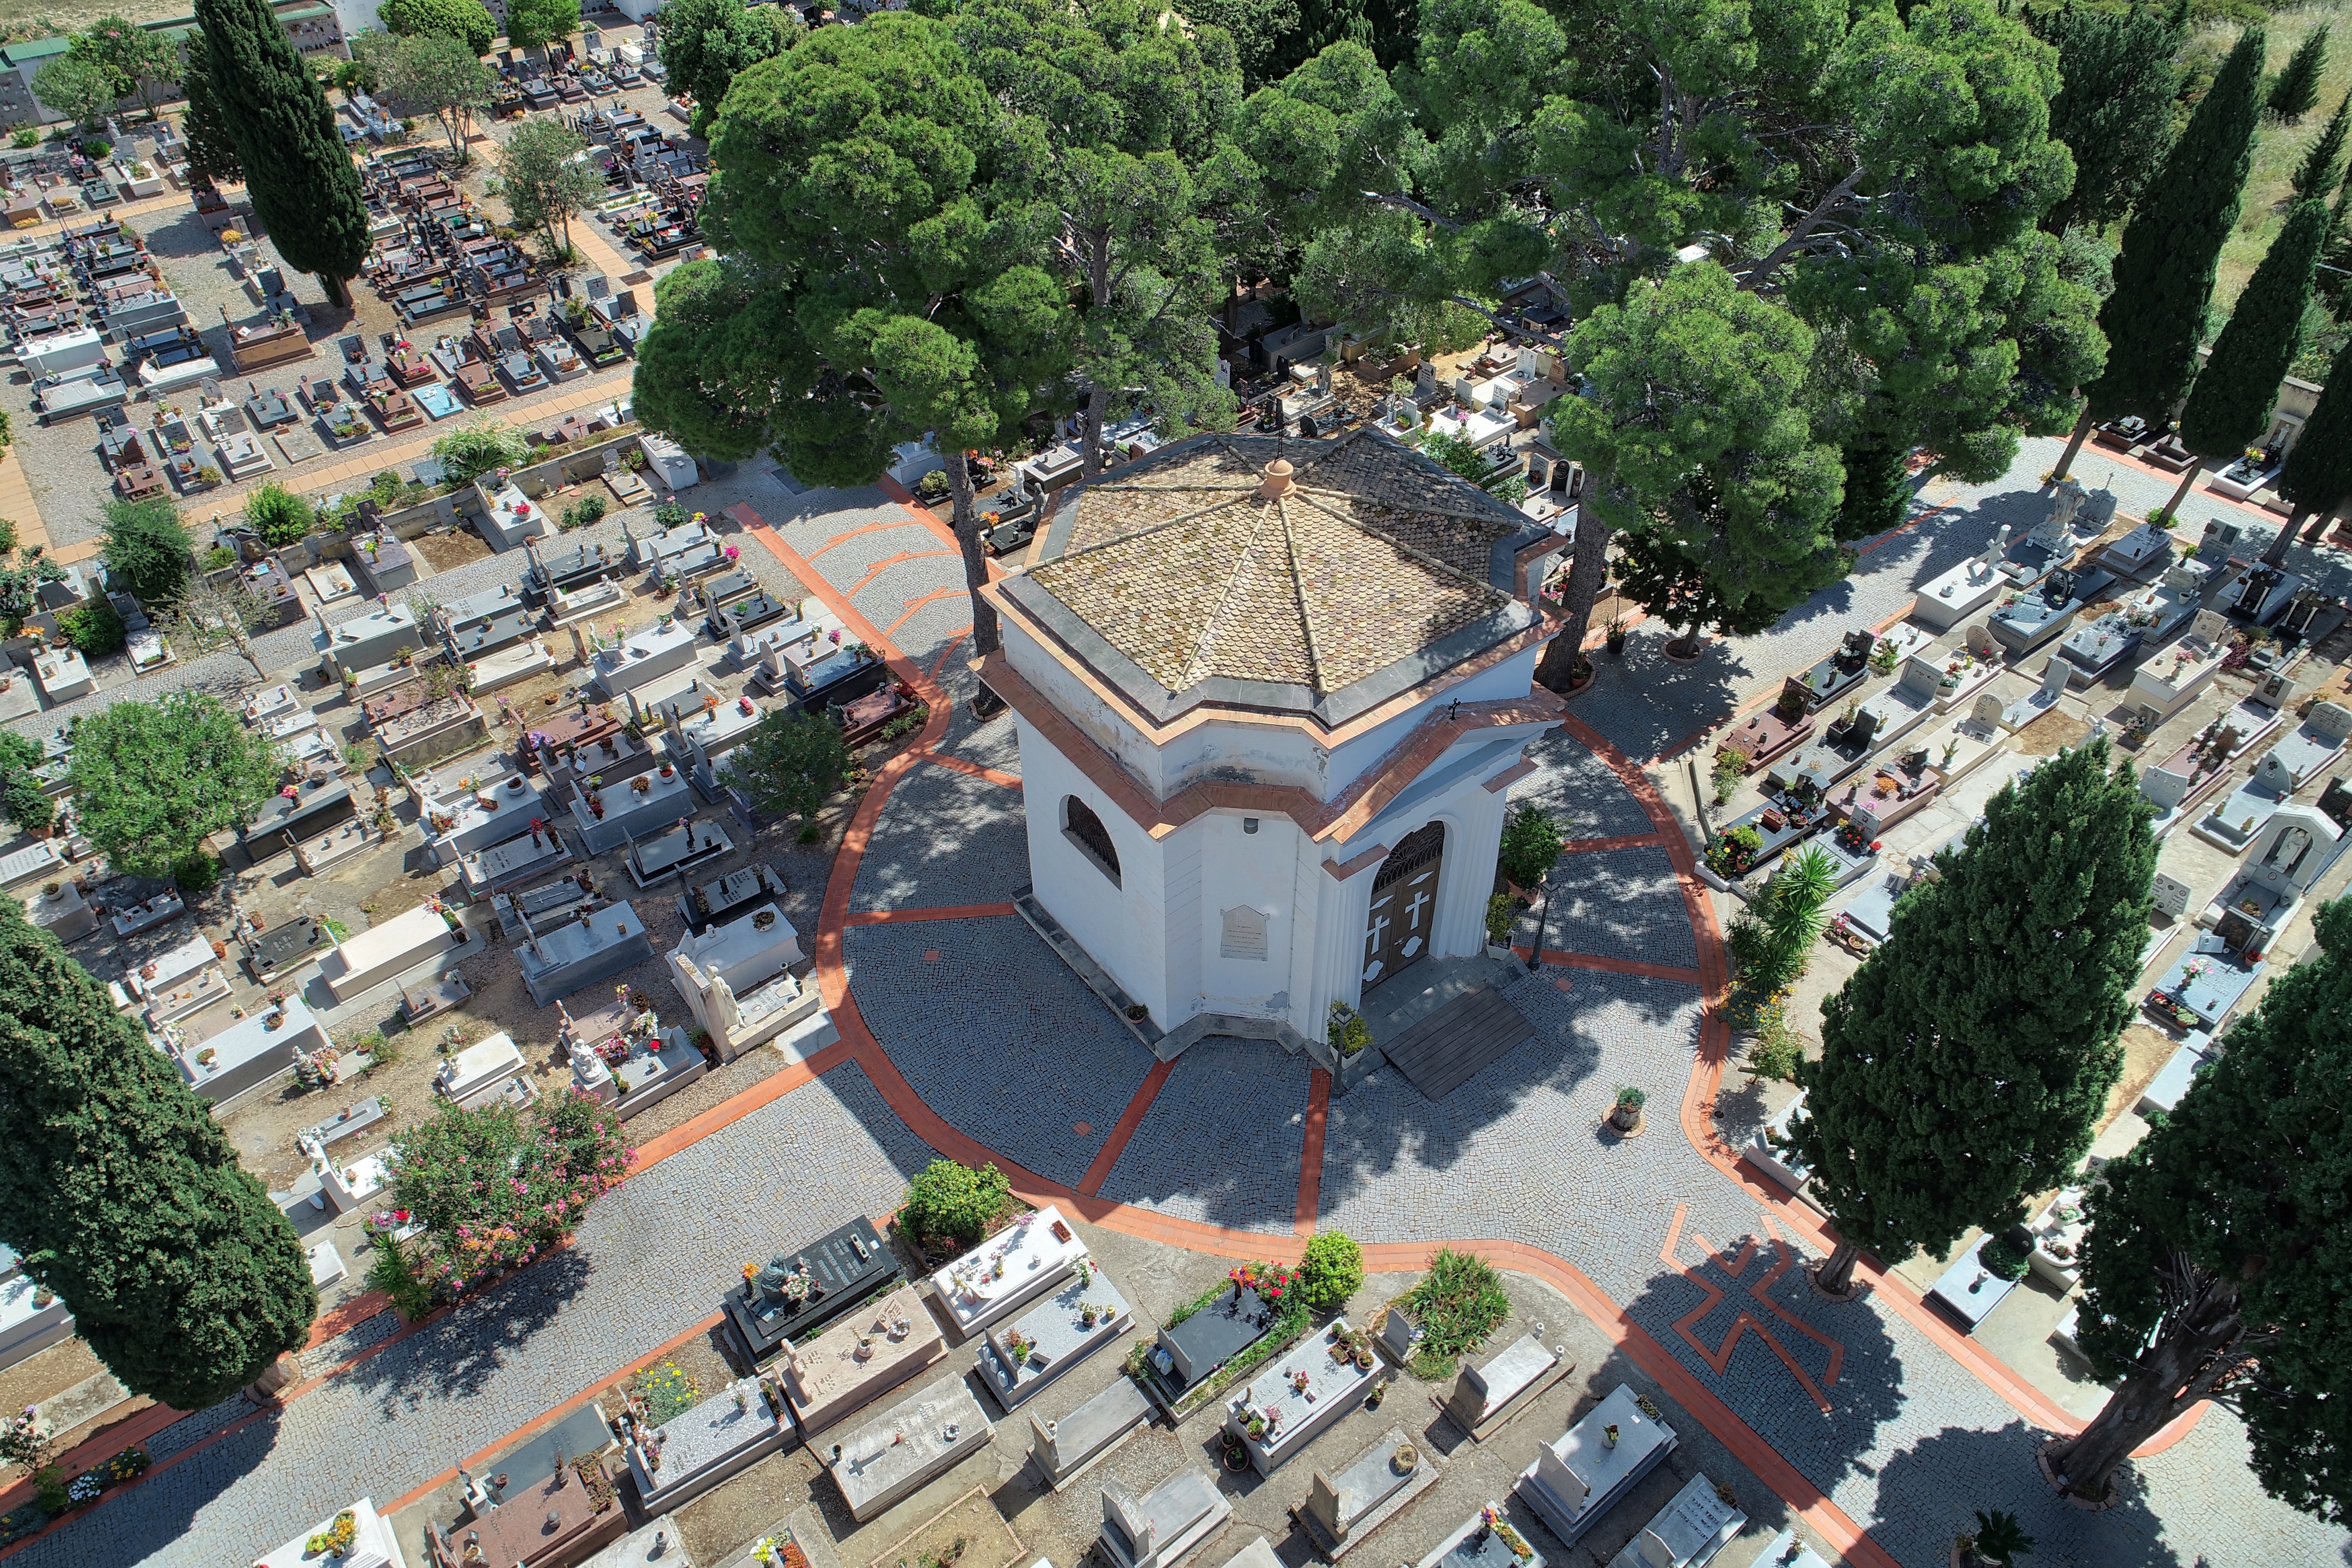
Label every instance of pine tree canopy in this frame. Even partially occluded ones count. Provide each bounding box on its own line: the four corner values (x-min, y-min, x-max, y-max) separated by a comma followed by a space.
0, 898, 316, 1410
2034, 2, 2184, 232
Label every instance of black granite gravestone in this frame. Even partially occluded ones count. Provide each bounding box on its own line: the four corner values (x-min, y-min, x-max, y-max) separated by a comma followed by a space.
1151, 1286, 1272, 1392
244, 914, 329, 982
678, 863, 789, 935
724, 1215, 901, 1359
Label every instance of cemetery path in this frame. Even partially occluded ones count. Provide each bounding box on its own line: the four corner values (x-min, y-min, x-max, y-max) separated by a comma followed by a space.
22, 473, 2348, 1568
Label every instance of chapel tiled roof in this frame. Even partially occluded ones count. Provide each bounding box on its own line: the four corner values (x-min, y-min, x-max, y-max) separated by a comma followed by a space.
1018, 430, 1539, 711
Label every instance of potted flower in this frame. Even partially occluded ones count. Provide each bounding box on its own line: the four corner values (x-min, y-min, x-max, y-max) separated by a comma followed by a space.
1609, 1085, 1645, 1134
1604, 615, 1628, 657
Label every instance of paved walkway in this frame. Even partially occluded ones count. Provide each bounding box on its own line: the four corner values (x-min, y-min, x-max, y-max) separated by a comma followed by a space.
13, 462, 2350, 1568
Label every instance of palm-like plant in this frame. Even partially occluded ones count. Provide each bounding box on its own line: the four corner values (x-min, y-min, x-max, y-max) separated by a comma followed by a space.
1967, 1509, 2035, 1565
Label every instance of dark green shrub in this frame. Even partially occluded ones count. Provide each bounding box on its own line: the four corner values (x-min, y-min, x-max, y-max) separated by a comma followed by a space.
62, 598, 126, 656
1498, 803, 1563, 890
244, 482, 315, 547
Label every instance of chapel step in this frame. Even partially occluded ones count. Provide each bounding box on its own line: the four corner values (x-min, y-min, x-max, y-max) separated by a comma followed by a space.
1375, 983, 1534, 1101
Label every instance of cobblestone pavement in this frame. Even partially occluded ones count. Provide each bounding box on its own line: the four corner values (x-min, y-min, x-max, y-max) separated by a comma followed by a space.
1512, 844, 1698, 970
838, 917, 1154, 1190
16, 1063, 932, 1568
41, 462, 2352, 1568
1097, 1033, 1310, 1235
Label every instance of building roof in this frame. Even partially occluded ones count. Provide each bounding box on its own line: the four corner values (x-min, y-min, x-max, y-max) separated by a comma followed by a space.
1000, 428, 1551, 729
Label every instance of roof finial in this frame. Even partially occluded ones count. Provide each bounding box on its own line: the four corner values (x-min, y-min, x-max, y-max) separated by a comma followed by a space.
1258, 457, 1295, 500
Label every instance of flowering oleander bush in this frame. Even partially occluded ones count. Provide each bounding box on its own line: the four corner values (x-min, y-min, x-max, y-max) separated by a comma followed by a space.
386, 1089, 633, 1303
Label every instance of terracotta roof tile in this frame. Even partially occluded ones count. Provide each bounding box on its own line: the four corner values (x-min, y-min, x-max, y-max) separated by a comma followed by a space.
1025, 430, 1529, 701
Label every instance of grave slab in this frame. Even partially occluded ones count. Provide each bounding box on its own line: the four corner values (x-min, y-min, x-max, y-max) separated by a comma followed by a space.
678, 863, 789, 935
1742, 1094, 1811, 1194
626, 815, 734, 888
177, 996, 327, 1105
0, 1271, 75, 1371
244, 913, 329, 983
1441, 1333, 1569, 1443
1028, 1375, 1152, 1492
628, 1378, 794, 1516
1602, 1472, 1744, 1568
320, 904, 465, 1003
1224, 1314, 1377, 1473
572, 764, 697, 855
22, 880, 95, 944
1414, 1507, 1544, 1568
976, 1264, 1132, 1411
777, 1282, 946, 1437
467, 635, 556, 694
1515, 1385, 1676, 1547
828, 1382, 994, 1523
1097, 1468, 1230, 1568
1926, 1236, 2020, 1333
1149, 1286, 1273, 1399
255, 1497, 403, 1568
725, 1216, 902, 1361
516, 901, 656, 1006
592, 620, 700, 699
1293, 1428, 1439, 1560
434, 1032, 529, 1107
929, 1206, 1088, 1339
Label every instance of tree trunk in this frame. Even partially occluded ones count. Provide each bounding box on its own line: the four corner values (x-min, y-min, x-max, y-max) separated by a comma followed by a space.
319, 272, 352, 310
2262, 506, 2312, 567
944, 455, 1001, 659
1081, 382, 1109, 480
2050, 406, 2096, 482
1814, 1238, 1861, 1296
1533, 505, 1613, 692
2309, 497, 2348, 542
2042, 1277, 2248, 1503
2159, 460, 2202, 523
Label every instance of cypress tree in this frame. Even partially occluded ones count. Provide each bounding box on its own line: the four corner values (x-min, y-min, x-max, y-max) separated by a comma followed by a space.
195, 0, 368, 305
0, 898, 316, 1409
2270, 330, 2352, 555
2269, 27, 2328, 122
2052, 27, 2265, 479
2292, 93, 2350, 200
2036, 2, 2185, 233
2046, 897, 2352, 1510
2170, 198, 2330, 520
1789, 741, 2156, 1295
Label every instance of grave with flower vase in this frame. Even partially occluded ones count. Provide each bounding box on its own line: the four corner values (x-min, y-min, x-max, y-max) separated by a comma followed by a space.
2192, 703, 2352, 853
547, 730, 659, 800
695, 566, 762, 616
929, 1205, 1090, 1339
2200, 803, 2342, 961
1515, 1385, 1675, 1548
1607, 1473, 1744, 1568
724, 1216, 902, 1361
23, 880, 95, 944
256, 1498, 403, 1568
519, 703, 626, 775
1828, 751, 1943, 845
977, 1260, 1132, 1412
1713, 683, 1814, 777
0, 670, 38, 724
524, 536, 623, 603
571, 759, 696, 854
0, 839, 68, 896
1030, 1375, 1154, 1492
2027, 1184, 2091, 1290
2216, 561, 2302, 626
1788, 629, 1877, 712
1445, 1333, 1572, 1444
1097, 1468, 1233, 1568
415, 759, 547, 862
128, 932, 231, 1027
360, 678, 469, 755
435, 580, 536, 657
569, 1010, 707, 1120
425, 1455, 626, 1567
1416, 1505, 1545, 1568
434, 1031, 534, 1110
663, 690, 765, 797
2089, 518, 2176, 582
0, 1264, 74, 1371
2145, 930, 2264, 1038
722, 605, 814, 671
836, 683, 916, 747
108, 883, 186, 939
627, 1375, 794, 1516
546, 579, 629, 642
1705, 786, 1828, 880
591, 619, 700, 700
2140, 704, 2284, 837
460, 819, 575, 896
319, 902, 474, 1003
495, 869, 604, 935
829, 1381, 994, 1523
667, 904, 835, 1063
1293, 1426, 1440, 1560
678, 863, 788, 935
2055, 558, 2209, 685
627, 515, 715, 571
1223, 1313, 1377, 1475
316, 602, 424, 681
1988, 566, 2112, 658
774, 1282, 945, 1436
480, 483, 554, 551
756, 638, 889, 710
2124, 611, 2228, 730
706, 583, 786, 640
624, 814, 734, 889
653, 537, 730, 585
240, 775, 356, 857
1911, 523, 2022, 632
467, 635, 558, 695
176, 994, 328, 1104
514, 901, 656, 1006
241, 912, 328, 983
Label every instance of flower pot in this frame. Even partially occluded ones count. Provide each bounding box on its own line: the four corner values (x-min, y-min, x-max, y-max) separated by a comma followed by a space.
507, 777, 524, 793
